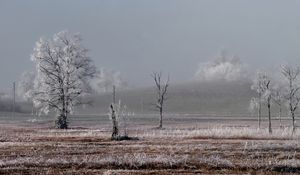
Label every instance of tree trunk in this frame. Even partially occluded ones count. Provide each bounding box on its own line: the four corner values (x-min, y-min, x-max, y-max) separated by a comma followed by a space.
55, 94, 68, 129
279, 105, 282, 128
55, 113, 68, 129
159, 107, 163, 129
289, 79, 296, 135
258, 97, 261, 129
268, 102, 272, 134
110, 104, 119, 140
292, 111, 296, 135
55, 88, 68, 129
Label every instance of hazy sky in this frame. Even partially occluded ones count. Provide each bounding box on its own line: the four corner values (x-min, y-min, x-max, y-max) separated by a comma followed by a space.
1, 0, 300, 91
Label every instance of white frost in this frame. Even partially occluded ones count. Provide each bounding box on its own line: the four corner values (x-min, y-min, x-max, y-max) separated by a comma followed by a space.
194, 51, 248, 82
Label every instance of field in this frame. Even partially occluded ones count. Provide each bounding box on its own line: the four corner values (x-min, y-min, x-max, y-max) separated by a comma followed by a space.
0, 113, 299, 174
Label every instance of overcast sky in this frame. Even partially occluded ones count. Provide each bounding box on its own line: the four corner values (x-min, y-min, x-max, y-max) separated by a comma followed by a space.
1, 0, 300, 91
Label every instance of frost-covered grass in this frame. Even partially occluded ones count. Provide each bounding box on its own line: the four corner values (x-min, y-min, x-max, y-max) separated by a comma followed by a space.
0, 152, 298, 171
36, 129, 107, 137
0, 125, 299, 174
135, 126, 300, 140
0, 154, 190, 169
2, 125, 299, 143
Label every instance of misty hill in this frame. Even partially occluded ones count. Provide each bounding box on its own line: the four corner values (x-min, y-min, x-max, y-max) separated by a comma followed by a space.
76, 80, 255, 116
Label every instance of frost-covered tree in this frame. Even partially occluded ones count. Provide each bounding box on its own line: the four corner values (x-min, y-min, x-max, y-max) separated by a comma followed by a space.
151, 72, 169, 129
92, 68, 127, 94
249, 97, 259, 118
251, 71, 273, 133
31, 31, 97, 129
17, 71, 36, 114
272, 85, 284, 128
251, 72, 265, 128
17, 71, 36, 101
281, 65, 300, 134
109, 101, 133, 140
109, 103, 119, 139
194, 50, 248, 82
260, 74, 272, 134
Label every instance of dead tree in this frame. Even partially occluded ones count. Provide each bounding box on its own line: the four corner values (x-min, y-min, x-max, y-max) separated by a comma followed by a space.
110, 104, 119, 140
252, 71, 273, 133
281, 65, 300, 134
151, 72, 169, 129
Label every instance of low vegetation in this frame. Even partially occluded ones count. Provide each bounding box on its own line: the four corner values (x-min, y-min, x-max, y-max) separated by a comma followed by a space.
0, 124, 299, 174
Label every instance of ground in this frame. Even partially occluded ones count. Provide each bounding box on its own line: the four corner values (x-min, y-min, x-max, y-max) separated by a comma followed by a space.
0, 114, 299, 174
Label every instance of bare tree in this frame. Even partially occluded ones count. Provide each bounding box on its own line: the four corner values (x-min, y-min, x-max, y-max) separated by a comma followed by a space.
272, 85, 284, 128
31, 31, 97, 129
251, 71, 273, 133
249, 97, 259, 118
151, 72, 169, 129
109, 100, 132, 140
251, 72, 265, 129
281, 65, 300, 134
260, 73, 272, 134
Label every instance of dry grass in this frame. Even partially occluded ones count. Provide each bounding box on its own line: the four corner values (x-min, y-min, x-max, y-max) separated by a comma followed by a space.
134, 125, 300, 140
0, 125, 299, 174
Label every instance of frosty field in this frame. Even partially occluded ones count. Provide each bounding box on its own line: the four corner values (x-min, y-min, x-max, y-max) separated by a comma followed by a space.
2, 1, 300, 174
0, 114, 299, 174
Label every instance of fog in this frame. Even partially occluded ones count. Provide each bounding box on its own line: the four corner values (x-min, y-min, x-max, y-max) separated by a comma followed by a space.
1, 1, 300, 91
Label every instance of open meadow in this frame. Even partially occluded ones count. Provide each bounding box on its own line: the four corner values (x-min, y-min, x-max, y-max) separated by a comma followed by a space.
2, 1, 300, 174
0, 113, 299, 174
